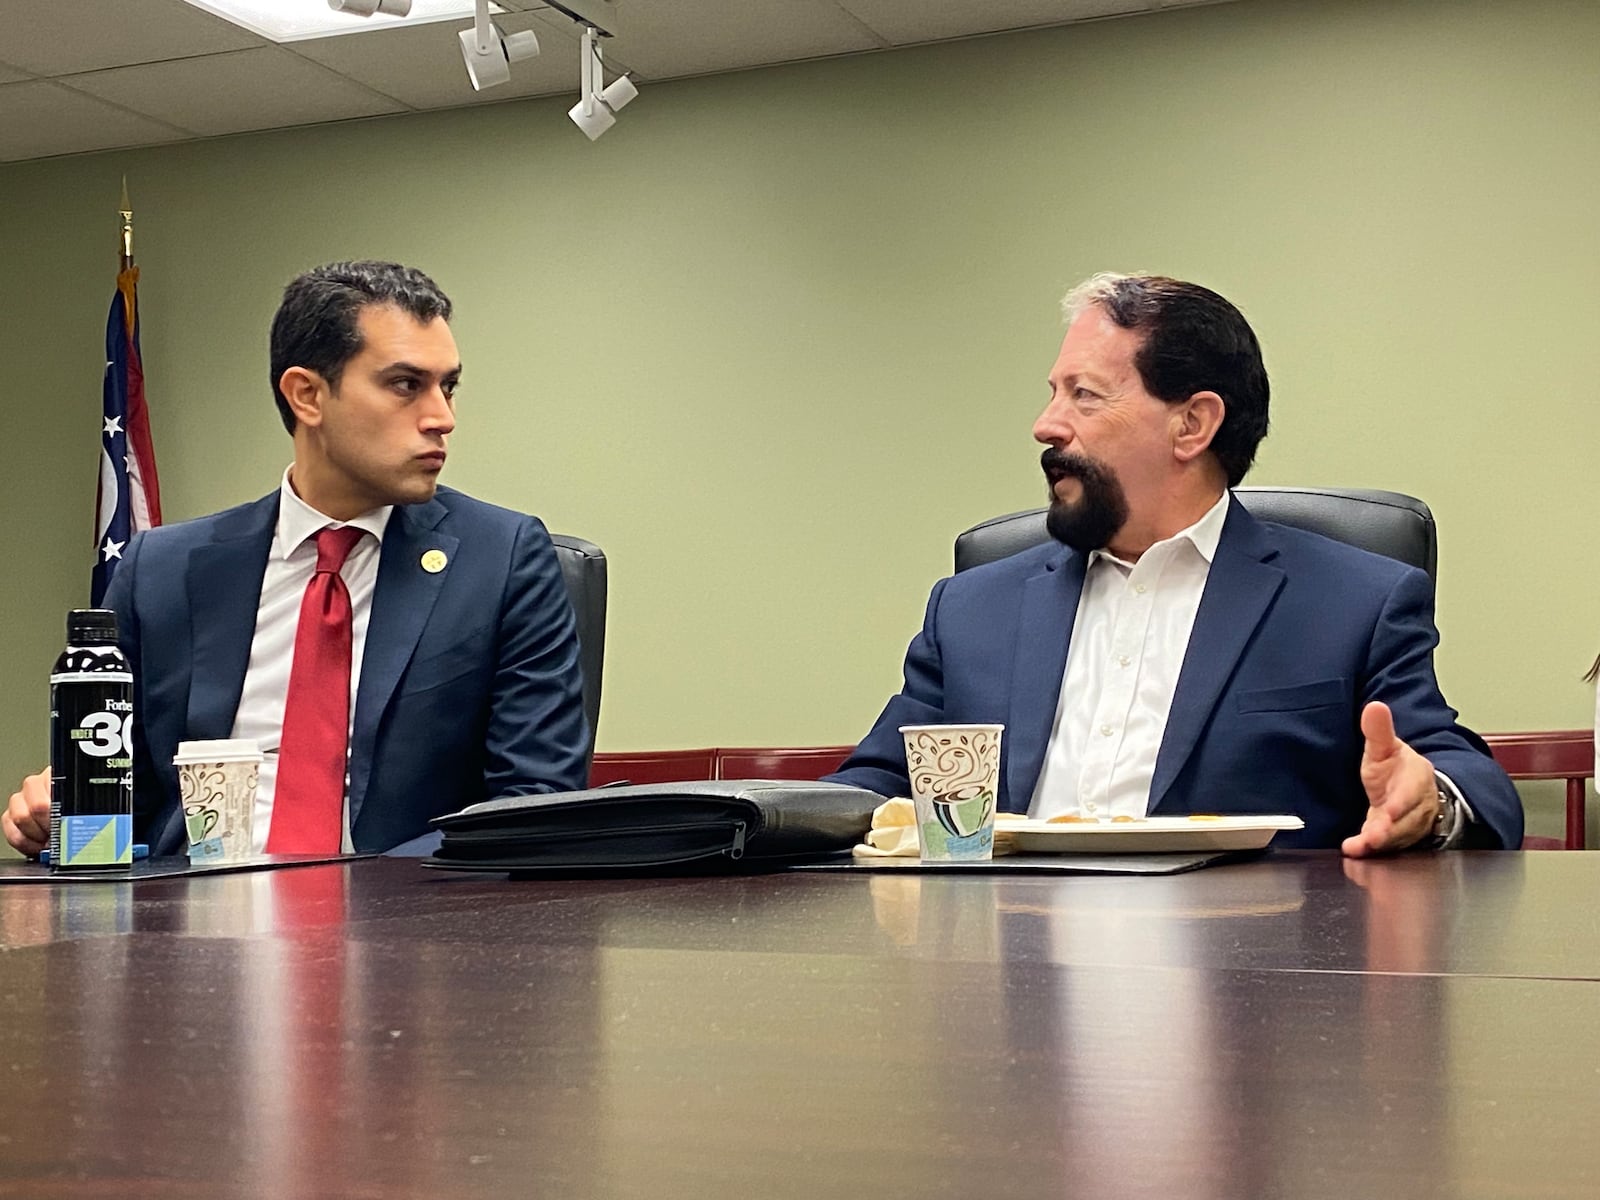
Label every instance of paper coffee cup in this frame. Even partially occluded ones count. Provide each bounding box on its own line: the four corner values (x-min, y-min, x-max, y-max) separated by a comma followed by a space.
173, 739, 263, 864
899, 724, 1003, 862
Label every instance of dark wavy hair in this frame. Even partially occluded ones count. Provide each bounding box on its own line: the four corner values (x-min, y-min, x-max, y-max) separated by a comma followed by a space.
1063, 273, 1270, 487
269, 260, 452, 433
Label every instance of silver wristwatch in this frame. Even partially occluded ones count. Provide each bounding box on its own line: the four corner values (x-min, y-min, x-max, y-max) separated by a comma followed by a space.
1428, 773, 1463, 850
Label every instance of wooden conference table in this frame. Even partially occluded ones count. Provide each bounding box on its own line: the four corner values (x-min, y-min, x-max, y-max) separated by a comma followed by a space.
0, 851, 1596, 1199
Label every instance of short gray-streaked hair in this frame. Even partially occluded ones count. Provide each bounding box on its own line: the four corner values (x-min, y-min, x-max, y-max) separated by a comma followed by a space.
1058, 271, 1270, 486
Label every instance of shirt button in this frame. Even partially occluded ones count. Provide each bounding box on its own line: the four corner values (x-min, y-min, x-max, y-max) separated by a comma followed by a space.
1134, 584, 1148, 595
1100, 724, 1113, 737
1117, 655, 1130, 667
1085, 802, 1098, 813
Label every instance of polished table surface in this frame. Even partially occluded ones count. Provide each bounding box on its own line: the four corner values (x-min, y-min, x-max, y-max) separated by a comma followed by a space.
1, 851, 1597, 1198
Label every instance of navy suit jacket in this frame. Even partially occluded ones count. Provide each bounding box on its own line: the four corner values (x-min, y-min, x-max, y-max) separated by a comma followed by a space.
827, 498, 1522, 849
105, 486, 590, 854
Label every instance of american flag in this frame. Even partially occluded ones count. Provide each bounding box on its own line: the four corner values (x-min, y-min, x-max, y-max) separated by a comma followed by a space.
92, 266, 162, 606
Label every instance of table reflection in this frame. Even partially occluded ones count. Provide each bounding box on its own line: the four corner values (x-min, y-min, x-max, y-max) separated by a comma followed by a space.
0, 853, 1593, 1199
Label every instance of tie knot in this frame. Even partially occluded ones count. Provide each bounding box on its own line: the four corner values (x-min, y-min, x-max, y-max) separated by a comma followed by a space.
314, 525, 366, 574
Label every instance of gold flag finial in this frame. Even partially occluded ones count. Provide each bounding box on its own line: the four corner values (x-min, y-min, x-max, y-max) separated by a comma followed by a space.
119, 175, 134, 270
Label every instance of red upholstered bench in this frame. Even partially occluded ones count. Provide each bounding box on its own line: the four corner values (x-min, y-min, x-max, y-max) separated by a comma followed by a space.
587, 748, 717, 788
589, 747, 852, 787
714, 746, 853, 781
1484, 730, 1592, 850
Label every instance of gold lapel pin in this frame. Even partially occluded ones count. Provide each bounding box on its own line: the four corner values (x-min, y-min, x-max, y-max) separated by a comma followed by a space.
421, 549, 448, 574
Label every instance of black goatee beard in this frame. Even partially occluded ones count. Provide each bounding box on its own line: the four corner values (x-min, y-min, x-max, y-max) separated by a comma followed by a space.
1040, 447, 1129, 553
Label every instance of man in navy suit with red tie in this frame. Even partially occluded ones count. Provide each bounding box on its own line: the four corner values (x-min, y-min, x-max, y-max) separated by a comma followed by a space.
6, 261, 588, 857
828, 273, 1521, 852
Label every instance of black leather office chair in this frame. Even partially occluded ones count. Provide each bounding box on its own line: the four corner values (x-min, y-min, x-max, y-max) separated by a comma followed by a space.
953, 487, 1437, 581
550, 534, 607, 763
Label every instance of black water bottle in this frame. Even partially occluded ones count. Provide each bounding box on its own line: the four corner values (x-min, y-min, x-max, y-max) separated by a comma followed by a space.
49, 609, 134, 871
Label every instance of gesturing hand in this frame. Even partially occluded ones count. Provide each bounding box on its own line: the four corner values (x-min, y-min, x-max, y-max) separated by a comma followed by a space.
1342, 701, 1440, 858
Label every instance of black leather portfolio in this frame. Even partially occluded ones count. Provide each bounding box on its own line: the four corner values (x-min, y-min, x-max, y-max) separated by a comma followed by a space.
424, 779, 881, 875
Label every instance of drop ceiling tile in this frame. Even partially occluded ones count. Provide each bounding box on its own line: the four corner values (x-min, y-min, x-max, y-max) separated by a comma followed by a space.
1, 0, 265, 77
535, 0, 880, 81
289, 10, 577, 110
0, 81, 193, 163
60, 46, 406, 138
837, 0, 1166, 44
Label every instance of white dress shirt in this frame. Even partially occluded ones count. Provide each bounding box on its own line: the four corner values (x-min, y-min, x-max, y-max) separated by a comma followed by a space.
228, 469, 391, 852
1029, 493, 1229, 821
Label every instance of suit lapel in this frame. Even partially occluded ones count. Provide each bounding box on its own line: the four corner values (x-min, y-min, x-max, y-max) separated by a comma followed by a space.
185, 494, 277, 740
1006, 548, 1085, 810
347, 499, 457, 823
1149, 499, 1284, 809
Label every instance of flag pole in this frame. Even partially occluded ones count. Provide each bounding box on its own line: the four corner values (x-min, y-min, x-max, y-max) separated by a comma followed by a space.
119, 176, 133, 272
93, 176, 161, 605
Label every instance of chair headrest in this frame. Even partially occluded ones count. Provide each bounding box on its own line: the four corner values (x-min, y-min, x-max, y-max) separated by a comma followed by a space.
953, 487, 1436, 581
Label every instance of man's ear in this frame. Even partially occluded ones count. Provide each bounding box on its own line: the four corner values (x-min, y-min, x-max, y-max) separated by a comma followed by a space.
278, 367, 327, 429
1172, 390, 1225, 464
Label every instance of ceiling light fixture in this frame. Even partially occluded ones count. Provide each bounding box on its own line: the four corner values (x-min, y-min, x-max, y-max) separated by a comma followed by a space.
458, 0, 540, 91
567, 26, 636, 140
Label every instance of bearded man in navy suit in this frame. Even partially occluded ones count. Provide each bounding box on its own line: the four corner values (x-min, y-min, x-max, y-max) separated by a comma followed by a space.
6, 260, 587, 857
828, 273, 1520, 853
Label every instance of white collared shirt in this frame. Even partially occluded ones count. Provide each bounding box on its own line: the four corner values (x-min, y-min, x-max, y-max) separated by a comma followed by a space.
1029, 492, 1230, 821
228, 469, 392, 852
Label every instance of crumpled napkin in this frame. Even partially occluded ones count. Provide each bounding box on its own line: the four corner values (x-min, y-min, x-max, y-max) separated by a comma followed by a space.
852, 799, 920, 856
852, 798, 1024, 857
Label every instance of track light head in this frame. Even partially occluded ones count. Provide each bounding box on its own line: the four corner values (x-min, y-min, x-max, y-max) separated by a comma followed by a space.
327, 0, 412, 16
458, 21, 539, 91
600, 74, 637, 111
567, 97, 617, 140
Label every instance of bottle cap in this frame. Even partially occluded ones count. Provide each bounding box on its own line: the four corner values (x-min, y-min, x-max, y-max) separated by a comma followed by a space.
66, 609, 120, 644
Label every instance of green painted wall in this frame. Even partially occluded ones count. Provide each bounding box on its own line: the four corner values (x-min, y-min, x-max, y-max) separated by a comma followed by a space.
2, 0, 1596, 839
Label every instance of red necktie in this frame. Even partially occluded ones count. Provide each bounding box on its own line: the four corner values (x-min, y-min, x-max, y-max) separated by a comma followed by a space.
268, 525, 366, 854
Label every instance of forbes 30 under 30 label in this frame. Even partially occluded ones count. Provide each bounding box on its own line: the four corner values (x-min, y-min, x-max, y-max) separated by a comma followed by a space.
50, 673, 134, 868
